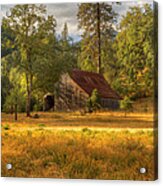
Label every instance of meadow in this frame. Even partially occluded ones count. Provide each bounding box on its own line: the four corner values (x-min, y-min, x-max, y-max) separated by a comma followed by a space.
1, 105, 157, 180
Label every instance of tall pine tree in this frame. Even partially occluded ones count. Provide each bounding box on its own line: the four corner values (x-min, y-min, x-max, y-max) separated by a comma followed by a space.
62, 22, 68, 41
77, 3, 117, 74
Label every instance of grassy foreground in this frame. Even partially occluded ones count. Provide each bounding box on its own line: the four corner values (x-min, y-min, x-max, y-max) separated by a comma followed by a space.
1, 111, 157, 180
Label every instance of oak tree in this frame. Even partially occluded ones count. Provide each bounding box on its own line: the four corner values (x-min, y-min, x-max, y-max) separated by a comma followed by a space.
4, 4, 56, 116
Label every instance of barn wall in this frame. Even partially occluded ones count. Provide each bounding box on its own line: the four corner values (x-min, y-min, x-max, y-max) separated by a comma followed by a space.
101, 98, 120, 110
55, 74, 89, 110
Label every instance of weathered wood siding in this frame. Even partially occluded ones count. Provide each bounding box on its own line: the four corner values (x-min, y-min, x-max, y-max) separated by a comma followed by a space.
101, 98, 119, 110
54, 74, 89, 110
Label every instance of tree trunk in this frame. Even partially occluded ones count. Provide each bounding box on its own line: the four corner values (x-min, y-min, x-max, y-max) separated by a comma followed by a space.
97, 3, 101, 74
14, 102, 17, 121
26, 74, 33, 117
26, 91, 31, 117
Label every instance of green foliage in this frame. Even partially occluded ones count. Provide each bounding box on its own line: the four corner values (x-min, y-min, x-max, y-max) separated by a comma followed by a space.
62, 22, 68, 41
113, 4, 155, 98
1, 18, 16, 58
3, 4, 57, 116
3, 68, 26, 114
1, 5, 79, 115
91, 89, 101, 107
35, 22, 77, 93
1, 18, 17, 109
3, 124, 10, 130
33, 103, 43, 112
1, 75, 11, 110
77, 3, 117, 74
120, 96, 133, 116
86, 98, 93, 113
87, 89, 101, 112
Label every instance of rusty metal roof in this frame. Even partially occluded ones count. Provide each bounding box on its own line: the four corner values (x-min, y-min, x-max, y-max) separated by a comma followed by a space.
70, 69, 121, 100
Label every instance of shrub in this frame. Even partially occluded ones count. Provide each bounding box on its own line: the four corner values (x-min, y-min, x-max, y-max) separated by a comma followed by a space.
87, 89, 101, 113
120, 96, 133, 117
33, 103, 43, 112
3, 124, 10, 130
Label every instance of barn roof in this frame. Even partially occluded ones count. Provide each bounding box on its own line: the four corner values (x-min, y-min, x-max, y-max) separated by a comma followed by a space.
70, 69, 122, 100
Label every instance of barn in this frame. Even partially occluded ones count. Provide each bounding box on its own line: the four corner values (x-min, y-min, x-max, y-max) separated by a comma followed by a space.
44, 69, 122, 111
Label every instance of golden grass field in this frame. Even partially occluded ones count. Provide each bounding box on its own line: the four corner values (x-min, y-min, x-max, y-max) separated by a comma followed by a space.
1, 104, 158, 180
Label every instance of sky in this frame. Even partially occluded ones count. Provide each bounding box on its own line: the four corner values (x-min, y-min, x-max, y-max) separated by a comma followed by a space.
1, 0, 153, 42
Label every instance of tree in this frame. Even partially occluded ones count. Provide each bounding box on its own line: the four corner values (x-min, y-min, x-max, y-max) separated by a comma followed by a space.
120, 96, 133, 117
113, 4, 155, 99
34, 22, 78, 98
4, 4, 56, 116
1, 18, 16, 109
3, 68, 25, 120
87, 89, 101, 112
1, 18, 16, 58
77, 3, 117, 74
1, 75, 12, 110
60, 22, 76, 70
62, 22, 68, 41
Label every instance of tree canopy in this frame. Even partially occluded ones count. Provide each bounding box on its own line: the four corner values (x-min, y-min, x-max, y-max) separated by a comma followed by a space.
1, 4, 78, 115
113, 4, 155, 99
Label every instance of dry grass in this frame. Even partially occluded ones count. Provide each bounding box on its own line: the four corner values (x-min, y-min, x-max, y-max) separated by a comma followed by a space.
1, 110, 154, 129
1, 109, 157, 180
2, 127, 157, 180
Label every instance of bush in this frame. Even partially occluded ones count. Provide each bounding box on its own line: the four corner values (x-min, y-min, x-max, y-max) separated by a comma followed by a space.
87, 89, 101, 113
33, 103, 43, 112
3, 92, 26, 113
3, 124, 10, 130
120, 96, 133, 117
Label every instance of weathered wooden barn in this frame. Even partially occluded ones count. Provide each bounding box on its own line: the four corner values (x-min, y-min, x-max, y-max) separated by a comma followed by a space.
44, 69, 121, 111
